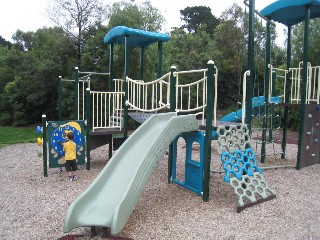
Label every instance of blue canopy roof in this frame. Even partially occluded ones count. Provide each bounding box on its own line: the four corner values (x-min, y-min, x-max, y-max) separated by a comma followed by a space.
103, 26, 170, 47
260, 0, 320, 25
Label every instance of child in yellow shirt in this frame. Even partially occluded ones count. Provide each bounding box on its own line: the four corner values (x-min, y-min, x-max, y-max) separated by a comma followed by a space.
63, 131, 78, 182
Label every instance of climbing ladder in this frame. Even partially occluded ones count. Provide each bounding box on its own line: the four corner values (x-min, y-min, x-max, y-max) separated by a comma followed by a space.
216, 124, 276, 212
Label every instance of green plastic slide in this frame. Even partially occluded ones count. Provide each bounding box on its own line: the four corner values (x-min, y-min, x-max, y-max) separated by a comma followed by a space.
63, 112, 198, 234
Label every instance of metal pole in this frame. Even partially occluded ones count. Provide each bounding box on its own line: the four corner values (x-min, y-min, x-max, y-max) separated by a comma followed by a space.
58, 76, 62, 121
157, 42, 163, 109
140, 47, 144, 80
268, 71, 276, 142
85, 88, 91, 170
281, 25, 292, 159
42, 114, 48, 177
261, 19, 271, 163
123, 36, 129, 139
168, 65, 177, 183
203, 60, 215, 202
297, 6, 310, 170
109, 44, 114, 92
246, 0, 255, 133
75, 67, 79, 120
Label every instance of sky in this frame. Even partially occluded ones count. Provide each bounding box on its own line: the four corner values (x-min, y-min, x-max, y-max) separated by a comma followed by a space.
0, 0, 286, 46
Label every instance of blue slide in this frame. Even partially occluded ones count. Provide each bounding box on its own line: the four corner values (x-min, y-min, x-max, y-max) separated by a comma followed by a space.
221, 96, 281, 123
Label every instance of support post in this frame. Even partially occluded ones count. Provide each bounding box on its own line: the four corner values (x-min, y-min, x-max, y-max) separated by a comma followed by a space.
123, 36, 129, 139
297, 6, 310, 170
85, 88, 91, 170
268, 71, 276, 142
42, 114, 48, 177
75, 67, 79, 120
157, 42, 163, 109
203, 60, 215, 202
261, 19, 271, 163
109, 44, 114, 92
58, 76, 62, 121
246, 0, 255, 133
168, 65, 177, 183
281, 25, 292, 159
140, 47, 144, 80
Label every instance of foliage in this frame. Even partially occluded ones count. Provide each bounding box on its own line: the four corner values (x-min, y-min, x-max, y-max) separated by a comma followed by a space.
0, 36, 12, 48
291, 18, 320, 66
0, 1, 314, 131
46, 0, 108, 63
180, 6, 220, 35
0, 27, 76, 125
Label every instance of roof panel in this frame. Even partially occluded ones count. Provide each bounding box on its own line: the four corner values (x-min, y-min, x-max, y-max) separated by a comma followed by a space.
260, 0, 320, 25
103, 26, 170, 47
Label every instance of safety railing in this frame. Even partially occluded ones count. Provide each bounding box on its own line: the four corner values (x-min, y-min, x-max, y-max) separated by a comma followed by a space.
173, 67, 218, 126
269, 65, 288, 101
91, 91, 125, 131
289, 62, 319, 104
269, 62, 319, 104
125, 73, 171, 112
308, 65, 320, 104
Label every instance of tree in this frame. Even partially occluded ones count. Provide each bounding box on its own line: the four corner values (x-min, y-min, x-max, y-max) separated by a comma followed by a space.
180, 6, 220, 35
46, 0, 108, 64
291, 18, 320, 66
0, 36, 12, 48
0, 27, 77, 125
108, 1, 164, 31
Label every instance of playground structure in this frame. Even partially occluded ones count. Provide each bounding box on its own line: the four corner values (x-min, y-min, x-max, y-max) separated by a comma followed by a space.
40, 0, 319, 237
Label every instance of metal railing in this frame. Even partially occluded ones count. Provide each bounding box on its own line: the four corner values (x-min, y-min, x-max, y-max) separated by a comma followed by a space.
269, 62, 319, 104
125, 72, 171, 112
91, 91, 125, 131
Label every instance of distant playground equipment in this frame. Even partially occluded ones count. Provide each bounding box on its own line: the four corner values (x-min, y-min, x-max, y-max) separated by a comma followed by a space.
36, 126, 43, 157
37, 117, 87, 176
59, 0, 320, 237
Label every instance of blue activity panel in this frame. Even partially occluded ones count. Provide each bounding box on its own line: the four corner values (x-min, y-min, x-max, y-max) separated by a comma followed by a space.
48, 121, 85, 168
221, 148, 262, 182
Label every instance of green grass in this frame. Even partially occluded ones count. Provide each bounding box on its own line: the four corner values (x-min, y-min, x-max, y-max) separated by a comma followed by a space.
0, 126, 37, 147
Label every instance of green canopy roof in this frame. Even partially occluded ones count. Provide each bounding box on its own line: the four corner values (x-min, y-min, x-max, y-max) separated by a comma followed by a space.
260, 0, 320, 25
103, 26, 170, 47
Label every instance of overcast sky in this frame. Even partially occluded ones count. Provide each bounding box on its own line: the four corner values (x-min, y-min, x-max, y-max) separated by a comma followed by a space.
0, 0, 286, 45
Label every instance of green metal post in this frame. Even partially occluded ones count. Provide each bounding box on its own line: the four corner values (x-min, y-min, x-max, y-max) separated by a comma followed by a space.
261, 19, 271, 163
42, 114, 48, 177
168, 65, 177, 183
123, 36, 129, 139
58, 76, 62, 121
297, 7, 310, 170
268, 71, 276, 142
157, 42, 163, 109
75, 67, 79, 120
140, 47, 144, 80
203, 60, 215, 202
85, 88, 91, 170
109, 44, 114, 91
139, 47, 145, 108
157, 42, 163, 78
246, 0, 255, 133
281, 25, 292, 159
